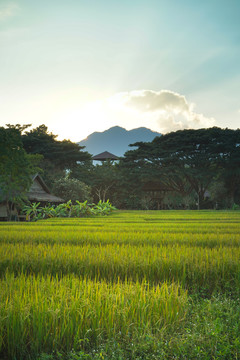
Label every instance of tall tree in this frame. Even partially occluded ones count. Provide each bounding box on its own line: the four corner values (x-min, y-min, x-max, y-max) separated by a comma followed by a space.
0, 126, 40, 220
22, 125, 92, 187
215, 128, 240, 206
122, 127, 240, 209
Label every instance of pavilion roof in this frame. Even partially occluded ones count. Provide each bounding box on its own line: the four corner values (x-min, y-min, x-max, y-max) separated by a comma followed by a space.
92, 151, 119, 161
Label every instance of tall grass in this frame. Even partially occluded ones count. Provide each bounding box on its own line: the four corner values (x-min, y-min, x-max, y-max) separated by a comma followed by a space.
0, 242, 239, 293
0, 210, 239, 359
0, 211, 239, 248
0, 273, 187, 359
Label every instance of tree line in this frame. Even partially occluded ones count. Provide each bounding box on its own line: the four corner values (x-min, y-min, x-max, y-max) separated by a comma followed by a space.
1, 124, 240, 212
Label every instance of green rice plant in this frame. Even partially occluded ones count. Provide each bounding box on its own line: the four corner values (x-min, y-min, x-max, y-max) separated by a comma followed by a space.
0, 210, 239, 358
1, 213, 239, 249
0, 273, 187, 360
0, 242, 239, 294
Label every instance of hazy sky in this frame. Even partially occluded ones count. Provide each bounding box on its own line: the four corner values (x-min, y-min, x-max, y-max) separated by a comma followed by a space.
0, 0, 239, 141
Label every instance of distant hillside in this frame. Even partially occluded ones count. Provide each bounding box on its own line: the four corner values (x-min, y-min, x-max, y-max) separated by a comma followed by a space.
78, 126, 161, 157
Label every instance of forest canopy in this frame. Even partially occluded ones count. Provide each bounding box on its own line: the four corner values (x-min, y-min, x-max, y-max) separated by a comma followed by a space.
1, 125, 240, 210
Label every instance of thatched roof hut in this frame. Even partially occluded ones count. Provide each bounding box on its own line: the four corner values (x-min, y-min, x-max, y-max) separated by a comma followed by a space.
27, 174, 64, 203
0, 174, 64, 220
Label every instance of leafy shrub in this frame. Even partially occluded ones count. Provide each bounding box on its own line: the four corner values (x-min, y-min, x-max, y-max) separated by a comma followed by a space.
232, 203, 240, 210
23, 200, 116, 221
53, 178, 92, 203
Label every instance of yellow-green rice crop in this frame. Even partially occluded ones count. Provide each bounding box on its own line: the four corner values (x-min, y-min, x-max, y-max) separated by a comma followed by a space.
0, 242, 239, 293
0, 210, 239, 359
0, 273, 187, 359
0, 211, 239, 248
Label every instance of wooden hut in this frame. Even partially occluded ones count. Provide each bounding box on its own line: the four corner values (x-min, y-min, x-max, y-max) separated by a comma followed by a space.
0, 174, 64, 221
142, 181, 170, 210
0, 202, 18, 221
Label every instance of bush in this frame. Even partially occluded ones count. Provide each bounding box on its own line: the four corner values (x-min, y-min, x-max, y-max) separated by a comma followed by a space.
53, 178, 92, 203
232, 203, 240, 210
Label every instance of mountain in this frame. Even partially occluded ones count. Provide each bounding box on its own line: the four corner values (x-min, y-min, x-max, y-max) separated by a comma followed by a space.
78, 126, 161, 157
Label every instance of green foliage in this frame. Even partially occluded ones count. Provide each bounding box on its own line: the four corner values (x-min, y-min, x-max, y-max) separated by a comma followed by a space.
23, 202, 42, 221
22, 200, 116, 221
22, 125, 91, 170
35, 296, 240, 359
91, 162, 119, 203
71, 161, 120, 204
232, 203, 240, 210
0, 126, 41, 220
162, 191, 197, 210
53, 178, 92, 203
21, 125, 91, 189
9, 124, 239, 210
91, 199, 117, 215
121, 127, 240, 209
39, 204, 61, 218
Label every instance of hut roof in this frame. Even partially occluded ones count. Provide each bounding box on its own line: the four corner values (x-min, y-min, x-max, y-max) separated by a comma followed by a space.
27, 192, 64, 203
27, 174, 64, 203
31, 174, 50, 193
0, 174, 64, 218
92, 151, 119, 161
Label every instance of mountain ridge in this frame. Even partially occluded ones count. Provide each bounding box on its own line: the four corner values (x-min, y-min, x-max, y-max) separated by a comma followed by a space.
78, 126, 161, 157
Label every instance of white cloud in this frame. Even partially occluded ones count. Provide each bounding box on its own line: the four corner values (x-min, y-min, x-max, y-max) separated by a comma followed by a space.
109, 90, 215, 133
123, 90, 190, 113
0, 3, 19, 21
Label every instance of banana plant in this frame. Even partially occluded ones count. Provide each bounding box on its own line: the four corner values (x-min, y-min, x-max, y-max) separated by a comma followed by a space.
23, 202, 42, 221
54, 200, 72, 217
73, 200, 92, 217
22, 200, 117, 221
39, 204, 57, 219
92, 200, 116, 216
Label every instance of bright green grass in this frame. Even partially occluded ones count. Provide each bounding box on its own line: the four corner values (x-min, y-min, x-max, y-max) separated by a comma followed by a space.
0, 210, 240, 359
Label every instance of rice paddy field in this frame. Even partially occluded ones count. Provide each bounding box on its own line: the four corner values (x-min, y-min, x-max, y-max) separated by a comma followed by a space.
0, 210, 240, 359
